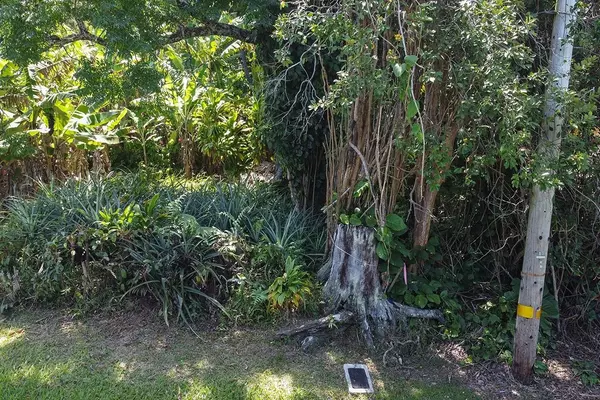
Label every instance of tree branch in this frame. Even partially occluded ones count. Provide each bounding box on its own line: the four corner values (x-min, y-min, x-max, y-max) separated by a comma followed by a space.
166, 21, 259, 45
48, 21, 107, 47
46, 20, 260, 50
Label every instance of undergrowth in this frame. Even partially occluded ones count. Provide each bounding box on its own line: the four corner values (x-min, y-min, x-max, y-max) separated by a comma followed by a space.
0, 171, 324, 326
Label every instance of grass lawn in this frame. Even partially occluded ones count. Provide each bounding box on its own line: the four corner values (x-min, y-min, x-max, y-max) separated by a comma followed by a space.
0, 308, 479, 400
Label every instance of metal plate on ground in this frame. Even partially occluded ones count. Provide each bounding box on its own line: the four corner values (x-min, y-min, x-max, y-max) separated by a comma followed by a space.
343, 364, 374, 394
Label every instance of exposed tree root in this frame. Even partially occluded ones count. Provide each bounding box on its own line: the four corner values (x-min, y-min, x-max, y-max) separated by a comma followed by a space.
278, 225, 445, 348
276, 311, 354, 338
276, 304, 443, 341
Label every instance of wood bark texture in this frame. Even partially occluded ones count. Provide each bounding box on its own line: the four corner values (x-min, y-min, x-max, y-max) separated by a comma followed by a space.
321, 224, 443, 347
512, 0, 575, 384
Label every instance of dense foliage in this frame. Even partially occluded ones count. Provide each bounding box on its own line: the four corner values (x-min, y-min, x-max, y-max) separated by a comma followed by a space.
0, 0, 599, 384
0, 172, 324, 323
0, 34, 264, 194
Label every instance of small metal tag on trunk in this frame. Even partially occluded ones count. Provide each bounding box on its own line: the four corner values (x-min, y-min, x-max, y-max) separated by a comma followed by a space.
343, 364, 374, 394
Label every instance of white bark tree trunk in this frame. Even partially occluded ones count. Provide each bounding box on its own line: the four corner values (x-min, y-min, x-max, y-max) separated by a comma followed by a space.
512, 0, 575, 384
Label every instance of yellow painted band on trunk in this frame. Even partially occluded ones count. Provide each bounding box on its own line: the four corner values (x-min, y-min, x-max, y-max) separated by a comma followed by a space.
517, 304, 542, 319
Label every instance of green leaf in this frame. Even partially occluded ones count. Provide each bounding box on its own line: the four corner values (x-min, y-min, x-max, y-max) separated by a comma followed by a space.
385, 214, 407, 232
429, 280, 442, 291
82, 134, 120, 145
392, 240, 411, 256
411, 123, 422, 135
365, 215, 377, 228
426, 242, 437, 254
404, 55, 418, 67
353, 179, 370, 198
415, 294, 428, 308
339, 214, 350, 224
376, 242, 389, 260
534, 361, 549, 375
389, 251, 405, 267
377, 226, 393, 245
488, 314, 501, 324
427, 294, 441, 304
277, 293, 286, 306
349, 214, 362, 226
420, 283, 433, 295
542, 295, 559, 319
407, 100, 419, 120
393, 63, 407, 77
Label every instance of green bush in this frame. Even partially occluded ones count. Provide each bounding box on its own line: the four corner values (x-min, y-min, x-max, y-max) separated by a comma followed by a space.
267, 257, 314, 314
573, 360, 600, 386
0, 172, 326, 324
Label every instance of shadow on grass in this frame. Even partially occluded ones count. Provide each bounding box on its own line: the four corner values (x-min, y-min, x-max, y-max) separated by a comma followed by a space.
0, 311, 479, 400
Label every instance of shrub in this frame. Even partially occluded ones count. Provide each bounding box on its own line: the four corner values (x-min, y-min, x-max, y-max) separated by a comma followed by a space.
0, 172, 326, 325
267, 257, 314, 314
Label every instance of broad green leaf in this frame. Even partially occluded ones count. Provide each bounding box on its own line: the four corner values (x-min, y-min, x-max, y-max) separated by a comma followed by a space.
386, 214, 407, 232
376, 226, 393, 245
365, 215, 377, 228
407, 100, 419, 120
353, 179, 370, 198
81, 134, 120, 145
107, 108, 128, 130
376, 242, 389, 260
415, 294, 428, 308
389, 251, 405, 267
420, 283, 433, 295
349, 214, 362, 226
542, 295, 559, 319
393, 63, 407, 77
429, 280, 442, 290
404, 55, 418, 67
277, 293, 286, 306
392, 240, 411, 257
339, 214, 350, 224
411, 123, 422, 135
427, 294, 441, 304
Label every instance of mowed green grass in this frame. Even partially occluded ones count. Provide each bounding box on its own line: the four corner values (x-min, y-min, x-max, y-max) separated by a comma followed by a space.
0, 309, 479, 400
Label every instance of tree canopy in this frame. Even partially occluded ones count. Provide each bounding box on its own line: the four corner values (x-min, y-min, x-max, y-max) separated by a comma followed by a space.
0, 0, 279, 65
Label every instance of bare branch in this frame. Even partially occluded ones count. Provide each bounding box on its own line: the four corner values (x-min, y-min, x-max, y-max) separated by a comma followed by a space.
165, 21, 259, 45
48, 22, 107, 47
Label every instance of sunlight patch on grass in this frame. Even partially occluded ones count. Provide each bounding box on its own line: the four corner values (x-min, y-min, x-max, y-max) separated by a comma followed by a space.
0, 328, 24, 347
60, 320, 85, 335
113, 361, 136, 382
248, 370, 296, 398
8, 361, 77, 386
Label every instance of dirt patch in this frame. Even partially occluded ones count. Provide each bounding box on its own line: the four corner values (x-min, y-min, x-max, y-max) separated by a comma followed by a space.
432, 339, 600, 400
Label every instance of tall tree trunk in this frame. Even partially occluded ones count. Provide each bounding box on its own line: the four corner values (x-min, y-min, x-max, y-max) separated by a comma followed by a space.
182, 129, 195, 179
410, 124, 459, 273
411, 184, 437, 269
512, 0, 575, 384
